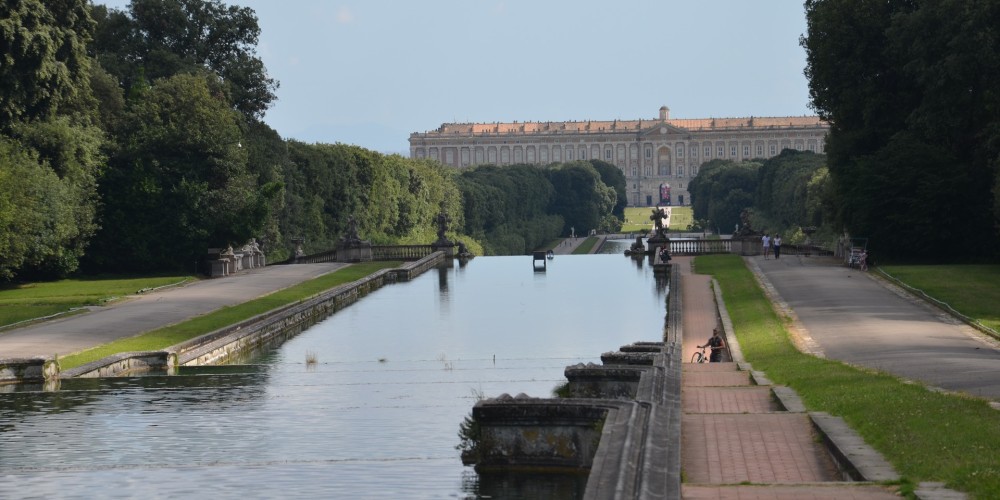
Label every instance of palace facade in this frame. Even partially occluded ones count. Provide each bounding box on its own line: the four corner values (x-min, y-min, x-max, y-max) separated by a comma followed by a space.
409, 106, 829, 207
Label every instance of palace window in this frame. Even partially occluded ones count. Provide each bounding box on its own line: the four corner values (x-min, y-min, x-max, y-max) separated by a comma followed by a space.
769, 144, 776, 155
743, 145, 750, 156
645, 147, 652, 158
730, 146, 737, 157
631, 166, 637, 177
605, 148, 612, 160
705, 146, 711, 157
717, 146, 724, 157
756, 145, 763, 156
678, 166, 684, 176
677, 148, 684, 158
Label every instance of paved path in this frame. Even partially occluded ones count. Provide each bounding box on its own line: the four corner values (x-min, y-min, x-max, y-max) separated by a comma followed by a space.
749, 254, 1000, 401
0, 263, 346, 359
675, 256, 903, 499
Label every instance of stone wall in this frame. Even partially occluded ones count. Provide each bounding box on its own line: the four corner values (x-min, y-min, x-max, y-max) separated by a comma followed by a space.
464, 263, 683, 499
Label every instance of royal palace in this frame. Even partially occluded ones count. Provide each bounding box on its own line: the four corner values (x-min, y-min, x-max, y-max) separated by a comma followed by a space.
409, 106, 828, 207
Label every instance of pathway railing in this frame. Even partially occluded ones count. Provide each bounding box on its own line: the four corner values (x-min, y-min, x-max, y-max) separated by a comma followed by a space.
669, 239, 732, 255
280, 244, 440, 264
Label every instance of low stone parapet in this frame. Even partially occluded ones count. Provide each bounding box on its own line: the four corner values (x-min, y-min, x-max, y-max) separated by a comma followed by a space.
564, 362, 648, 399
0, 357, 58, 384
468, 395, 622, 470
60, 351, 176, 379
463, 341, 682, 499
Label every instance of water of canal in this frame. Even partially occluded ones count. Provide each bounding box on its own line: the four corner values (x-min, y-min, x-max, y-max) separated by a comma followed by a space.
1, 243, 668, 499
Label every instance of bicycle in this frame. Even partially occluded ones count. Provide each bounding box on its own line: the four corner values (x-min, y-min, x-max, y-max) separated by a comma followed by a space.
691, 346, 709, 363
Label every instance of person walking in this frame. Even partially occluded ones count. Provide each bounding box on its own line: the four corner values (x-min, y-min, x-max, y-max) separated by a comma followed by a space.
761, 233, 771, 259
773, 234, 782, 259
698, 329, 727, 362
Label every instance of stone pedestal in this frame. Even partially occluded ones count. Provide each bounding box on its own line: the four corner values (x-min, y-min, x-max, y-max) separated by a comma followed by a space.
337, 243, 373, 262
432, 240, 455, 258
647, 234, 669, 257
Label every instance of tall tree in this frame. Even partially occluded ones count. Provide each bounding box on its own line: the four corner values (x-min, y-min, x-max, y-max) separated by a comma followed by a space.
802, 0, 1000, 260
0, 0, 95, 127
589, 159, 627, 218
90, 0, 278, 120
688, 160, 759, 233
546, 161, 616, 236
87, 72, 267, 271
0, 0, 105, 280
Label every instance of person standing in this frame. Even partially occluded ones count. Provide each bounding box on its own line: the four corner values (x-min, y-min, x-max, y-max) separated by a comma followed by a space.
699, 329, 726, 362
774, 234, 782, 259
761, 233, 771, 259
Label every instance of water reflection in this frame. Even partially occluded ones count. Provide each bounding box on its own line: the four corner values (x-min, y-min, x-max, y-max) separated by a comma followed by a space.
0, 255, 666, 499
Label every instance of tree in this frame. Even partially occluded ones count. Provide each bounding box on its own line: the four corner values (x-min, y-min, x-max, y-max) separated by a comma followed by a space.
0, 0, 95, 127
802, 0, 1000, 260
0, 0, 105, 280
90, 0, 278, 120
589, 160, 627, 218
688, 160, 759, 233
546, 161, 616, 235
755, 150, 827, 228
87, 73, 268, 271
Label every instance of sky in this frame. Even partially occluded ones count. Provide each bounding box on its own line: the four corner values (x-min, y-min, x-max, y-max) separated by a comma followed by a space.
96, 0, 815, 155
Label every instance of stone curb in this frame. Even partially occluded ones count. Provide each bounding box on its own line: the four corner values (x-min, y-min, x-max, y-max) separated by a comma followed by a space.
809, 411, 899, 482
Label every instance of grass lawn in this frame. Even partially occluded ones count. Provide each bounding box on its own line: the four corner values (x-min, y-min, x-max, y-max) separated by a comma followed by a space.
0, 275, 192, 329
572, 236, 599, 254
696, 254, 1000, 498
622, 206, 693, 233
57, 262, 400, 370
879, 265, 1000, 333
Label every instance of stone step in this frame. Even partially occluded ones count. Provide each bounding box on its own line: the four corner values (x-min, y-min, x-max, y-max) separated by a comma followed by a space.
682, 483, 902, 499
683, 361, 739, 372
682, 370, 752, 387
682, 413, 841, 484
682, 386, 780, 414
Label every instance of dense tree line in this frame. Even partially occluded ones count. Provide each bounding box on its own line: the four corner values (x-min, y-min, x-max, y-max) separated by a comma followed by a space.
457, 160, 624, 255
0, 0, 621, 281
802, 0, 1000, 261
688, 159, 761, 234
688, 151, 831, 242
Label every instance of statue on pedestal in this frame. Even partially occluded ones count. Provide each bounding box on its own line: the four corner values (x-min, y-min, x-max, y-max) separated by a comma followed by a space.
433, 211, 453, 247
649, 206, 667, 238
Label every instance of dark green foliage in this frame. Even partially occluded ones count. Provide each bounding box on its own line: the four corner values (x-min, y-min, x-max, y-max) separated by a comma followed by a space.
0, 0, 105, 280
90, 0, 277, 120
456, 164, 564, 255
755, 150, 828, 229
86, 73, 262, 272
589, 160, 627, 218
688, 160, 760, 232
802, 0, 1000, 260
546, 161, 616, 236
0, 0, 95, 127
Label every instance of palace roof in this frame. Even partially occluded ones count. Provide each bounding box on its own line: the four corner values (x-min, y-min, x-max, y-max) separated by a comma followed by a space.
415, 115, 827, 137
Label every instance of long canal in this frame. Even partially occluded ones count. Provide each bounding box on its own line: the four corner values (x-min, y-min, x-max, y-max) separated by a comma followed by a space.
1, 245, 668, 498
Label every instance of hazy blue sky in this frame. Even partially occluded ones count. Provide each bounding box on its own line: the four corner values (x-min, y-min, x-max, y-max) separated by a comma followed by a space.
97, 1, 814, 155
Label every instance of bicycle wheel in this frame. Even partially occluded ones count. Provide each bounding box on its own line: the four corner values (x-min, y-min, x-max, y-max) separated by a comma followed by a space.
690, 352, 704, 363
